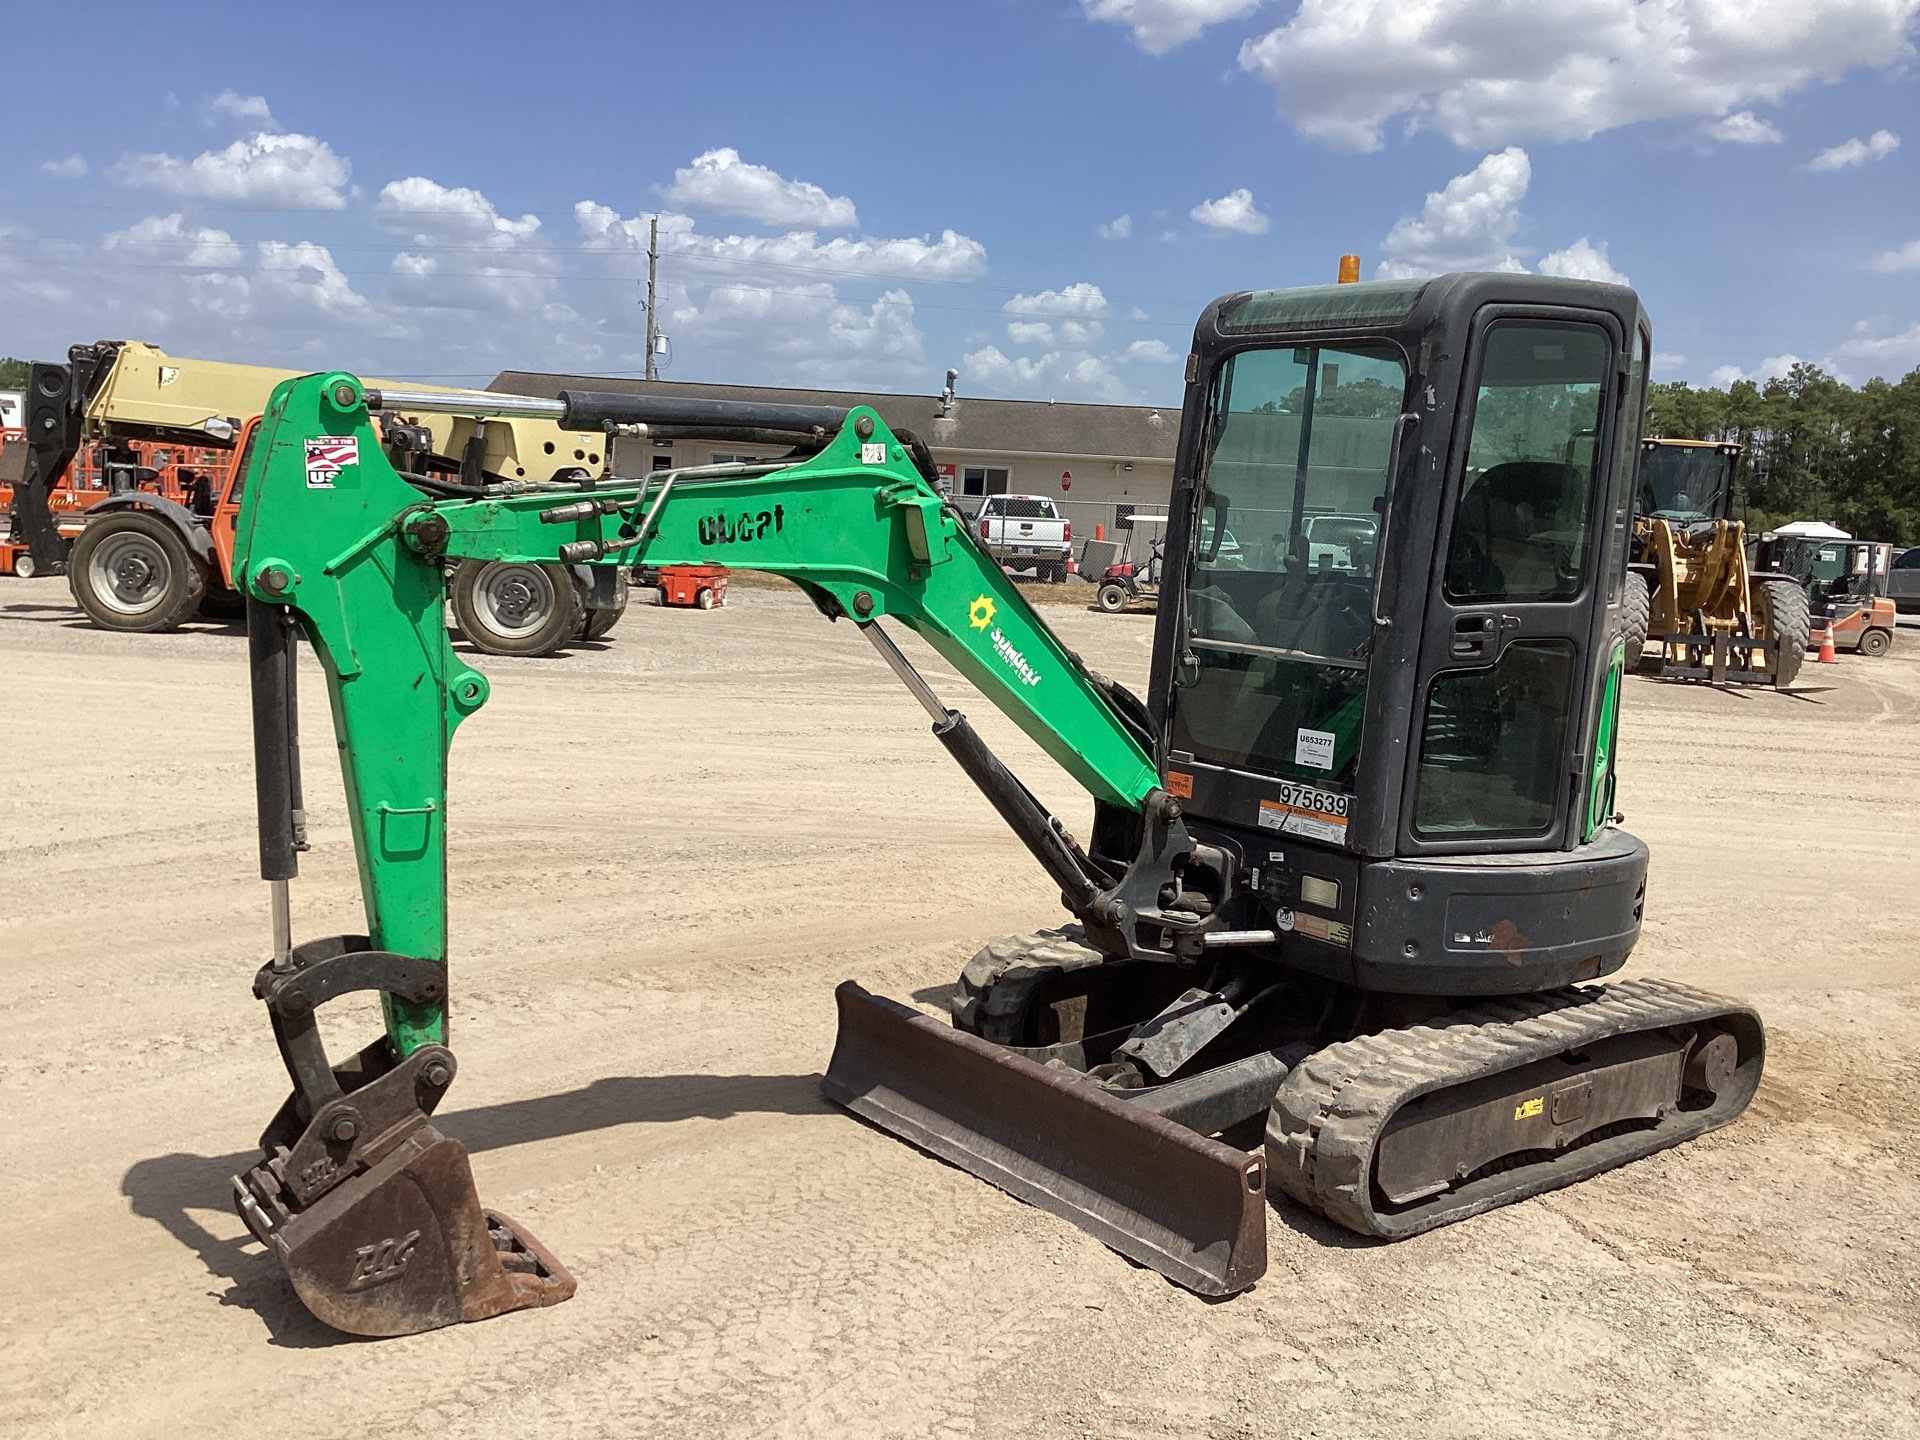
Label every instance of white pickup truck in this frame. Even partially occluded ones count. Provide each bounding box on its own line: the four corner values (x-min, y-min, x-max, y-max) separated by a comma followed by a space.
970, 493, 1072, 582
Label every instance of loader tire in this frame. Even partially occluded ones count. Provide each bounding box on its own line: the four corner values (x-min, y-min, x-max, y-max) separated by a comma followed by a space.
1754, 578, 1810, 688
1620, 568, 1651, 669
68, 512, 206, 633
451, 560, 582, 657
951, 925, 1108, 1045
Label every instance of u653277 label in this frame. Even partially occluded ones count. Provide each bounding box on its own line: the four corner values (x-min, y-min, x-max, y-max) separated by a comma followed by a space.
1257, 781, 1350, 844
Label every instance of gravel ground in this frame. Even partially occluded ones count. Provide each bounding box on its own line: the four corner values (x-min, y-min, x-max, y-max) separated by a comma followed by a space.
1, 573, 1916, 1439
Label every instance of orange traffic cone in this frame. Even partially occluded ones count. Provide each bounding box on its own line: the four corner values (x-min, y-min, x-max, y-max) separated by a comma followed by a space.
1816, 619, 1838, 664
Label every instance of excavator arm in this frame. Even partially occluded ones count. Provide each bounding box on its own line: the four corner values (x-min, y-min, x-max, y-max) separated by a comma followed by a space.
227, 371, 1255, 1336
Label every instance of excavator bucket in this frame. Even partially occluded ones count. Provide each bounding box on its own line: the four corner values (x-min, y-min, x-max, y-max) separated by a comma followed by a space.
821, 982, 1268, 1296
231, 936, 576, 1337
234, 1125, 574, 1337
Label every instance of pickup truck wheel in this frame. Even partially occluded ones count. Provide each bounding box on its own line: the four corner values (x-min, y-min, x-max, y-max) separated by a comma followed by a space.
1859, 626, 1892, 658
451, 560, 582, 657
1097, 583, 1129, 613
68, 512, 206, 632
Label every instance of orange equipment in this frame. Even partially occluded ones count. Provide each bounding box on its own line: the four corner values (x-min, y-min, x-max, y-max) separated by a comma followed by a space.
651, 563, 729, 609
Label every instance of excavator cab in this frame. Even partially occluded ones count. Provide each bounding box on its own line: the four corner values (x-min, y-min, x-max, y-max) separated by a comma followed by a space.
837, 275, 1758, 1283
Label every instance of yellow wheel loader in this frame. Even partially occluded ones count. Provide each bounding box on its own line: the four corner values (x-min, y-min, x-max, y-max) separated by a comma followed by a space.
1624, 438, 1809, 686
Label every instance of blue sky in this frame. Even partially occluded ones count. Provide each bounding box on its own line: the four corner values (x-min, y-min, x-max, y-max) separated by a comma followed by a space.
1, 0, 1916, 405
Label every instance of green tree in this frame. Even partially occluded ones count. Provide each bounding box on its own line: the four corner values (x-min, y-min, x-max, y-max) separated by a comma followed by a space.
0, 357, 27, 390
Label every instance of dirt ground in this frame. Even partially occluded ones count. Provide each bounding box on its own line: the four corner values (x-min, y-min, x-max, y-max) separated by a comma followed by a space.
2, 573, 1916, 1440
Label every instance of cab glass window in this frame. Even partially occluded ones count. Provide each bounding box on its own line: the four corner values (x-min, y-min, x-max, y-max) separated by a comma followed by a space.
1444, 324, 1610, 604
1169, 342, 1407, 785
1413, 640, 1576, 838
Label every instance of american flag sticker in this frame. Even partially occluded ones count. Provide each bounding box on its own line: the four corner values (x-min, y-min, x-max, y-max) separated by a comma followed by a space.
305, 435, 359, 489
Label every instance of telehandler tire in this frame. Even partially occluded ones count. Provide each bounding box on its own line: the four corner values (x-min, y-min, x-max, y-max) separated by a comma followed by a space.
1620, 569, 1651, 668
451, 560, 582, 657
1753, 577, 1811, 688
68, 511, 206, 632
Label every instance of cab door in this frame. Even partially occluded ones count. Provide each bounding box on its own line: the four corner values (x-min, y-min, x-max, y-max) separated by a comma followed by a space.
1402, 311, 1627, 854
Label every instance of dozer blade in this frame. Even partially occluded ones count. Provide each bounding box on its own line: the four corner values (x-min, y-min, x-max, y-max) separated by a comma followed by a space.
234, 1123, 575, 1338
821, 981, 1267, 1296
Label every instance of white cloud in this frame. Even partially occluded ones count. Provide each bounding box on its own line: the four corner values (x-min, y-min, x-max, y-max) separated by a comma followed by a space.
1538, 237, 1629, 285
1003, 283, 1109, 347
42, 155, 87, 178
1838, 320, 1920, 362
210, 91, 276, 127
377, 176, 541, 242
82, 214, 383, 343
1708, 354, 1807, 386
1005, 283, 1111, 319
1377, 148, 1530, 277
1099, 213, 1133, 239
1237, 0, 1920, 153
103, 213, 246, 269
1869, 239, 1920, 271
659, 148, 857, 230
574, 199, 984, 389
1652, 351, 1688, 374
1809, 129, 1901, 170
1081, 0, 1264, 54
110, 131, 350, 209
577, 201, 985, 284
1123, 338, 1179, 363
1706, 110, 1783, 144
372, 177, 575, 335
962, 344, 1133, 403
1189, 187, 1269, 235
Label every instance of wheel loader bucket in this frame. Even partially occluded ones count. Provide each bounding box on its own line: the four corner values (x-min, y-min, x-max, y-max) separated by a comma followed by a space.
234, 1123, 575, 1338
821, 981, 1268, 1296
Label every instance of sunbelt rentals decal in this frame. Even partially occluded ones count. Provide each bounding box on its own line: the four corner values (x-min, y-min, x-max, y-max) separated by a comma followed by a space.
969, 594, 1041, 688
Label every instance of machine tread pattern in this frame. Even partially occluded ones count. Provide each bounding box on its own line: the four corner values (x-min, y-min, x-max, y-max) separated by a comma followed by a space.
950, 926, 1107, 1043
1754, 577, 1810, 687
1266, 977, 1762, 1239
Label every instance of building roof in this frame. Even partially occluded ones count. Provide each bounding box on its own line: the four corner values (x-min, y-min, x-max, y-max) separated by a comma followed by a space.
489, 370, 1181, 462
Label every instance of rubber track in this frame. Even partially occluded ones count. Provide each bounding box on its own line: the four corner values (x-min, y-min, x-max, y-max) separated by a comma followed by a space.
1265, 977, 1763, 1239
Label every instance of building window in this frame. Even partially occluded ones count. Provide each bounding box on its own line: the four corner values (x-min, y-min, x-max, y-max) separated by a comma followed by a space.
962, 465, 1010, 497
652, 454, 673, 471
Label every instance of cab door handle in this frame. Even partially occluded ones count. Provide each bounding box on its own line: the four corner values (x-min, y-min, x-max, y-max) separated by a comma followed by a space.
1451, 615, 1496, 657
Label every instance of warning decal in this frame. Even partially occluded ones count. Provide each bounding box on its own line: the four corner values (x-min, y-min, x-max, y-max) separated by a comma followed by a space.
305, 435, 358, 490
1257, 781, 1351, 845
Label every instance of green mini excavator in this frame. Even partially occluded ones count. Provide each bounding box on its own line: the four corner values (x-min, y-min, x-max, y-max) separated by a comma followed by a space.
226, 272, 1763, 1337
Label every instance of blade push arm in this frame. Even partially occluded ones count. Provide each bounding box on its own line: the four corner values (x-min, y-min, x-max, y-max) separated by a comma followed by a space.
232, 372, 1163, 1053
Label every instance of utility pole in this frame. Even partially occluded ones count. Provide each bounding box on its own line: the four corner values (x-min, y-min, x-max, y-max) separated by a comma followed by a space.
644, 216, 659, 383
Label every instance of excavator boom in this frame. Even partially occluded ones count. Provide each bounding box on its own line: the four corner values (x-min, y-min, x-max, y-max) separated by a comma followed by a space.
228, 369, 1253, 1334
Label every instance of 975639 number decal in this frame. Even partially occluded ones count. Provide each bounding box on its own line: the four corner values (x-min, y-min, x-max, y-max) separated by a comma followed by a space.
1257, 781, 1350, 844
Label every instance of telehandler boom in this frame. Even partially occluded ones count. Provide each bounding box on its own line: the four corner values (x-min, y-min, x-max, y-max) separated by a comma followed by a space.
227, 272, 1762, 1338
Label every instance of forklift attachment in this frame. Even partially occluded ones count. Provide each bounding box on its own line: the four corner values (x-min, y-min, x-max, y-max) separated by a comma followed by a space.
821, 982, 1268, 1296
